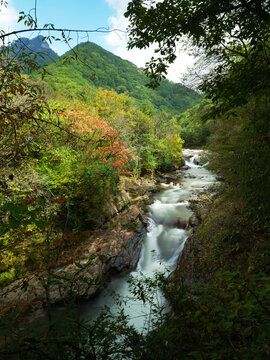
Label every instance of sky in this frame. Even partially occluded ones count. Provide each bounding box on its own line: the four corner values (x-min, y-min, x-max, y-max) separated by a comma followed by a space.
0, 0, 195, 82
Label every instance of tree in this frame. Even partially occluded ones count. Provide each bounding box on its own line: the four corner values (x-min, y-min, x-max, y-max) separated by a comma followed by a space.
125, 0, 270, 216
125, 0, 270, 89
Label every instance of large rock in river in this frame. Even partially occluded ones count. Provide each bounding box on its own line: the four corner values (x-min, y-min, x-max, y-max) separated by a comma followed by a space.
0, 205, 147, 312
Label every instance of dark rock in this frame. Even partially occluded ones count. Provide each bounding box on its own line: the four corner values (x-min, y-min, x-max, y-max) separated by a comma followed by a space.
189, 214, 199, 227
177, 217, 187, 229
107, 224, 146, 271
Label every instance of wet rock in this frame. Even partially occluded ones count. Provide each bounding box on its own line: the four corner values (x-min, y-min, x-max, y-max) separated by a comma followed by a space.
167, 175, 179, 181
144, 182, 157, 193
157, 172, 179, 182
131, 194, 149, 206
0, 205, 146, 309
108, 224, 146, 271
141, 214, 149, 227
121, 179, 146, 197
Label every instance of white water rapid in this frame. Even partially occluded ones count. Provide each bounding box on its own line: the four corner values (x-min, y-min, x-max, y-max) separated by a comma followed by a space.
80, 149, 217, 330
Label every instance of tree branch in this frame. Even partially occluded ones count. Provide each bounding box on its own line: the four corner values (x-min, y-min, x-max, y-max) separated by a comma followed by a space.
0, 27, 126, 41
239, 0, 270, 21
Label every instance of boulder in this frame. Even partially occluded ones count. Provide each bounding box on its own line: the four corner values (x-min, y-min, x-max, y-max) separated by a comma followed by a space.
0, 205, 147, 310
108, 224, 146, 271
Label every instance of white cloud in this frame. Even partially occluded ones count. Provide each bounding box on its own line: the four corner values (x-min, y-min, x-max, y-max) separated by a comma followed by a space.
0, 1, 18, 37
105, 0, 129, 47
104, 0, 195, 83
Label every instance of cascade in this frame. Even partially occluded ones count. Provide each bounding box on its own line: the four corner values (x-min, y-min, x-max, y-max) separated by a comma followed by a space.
80, 149, 217, 330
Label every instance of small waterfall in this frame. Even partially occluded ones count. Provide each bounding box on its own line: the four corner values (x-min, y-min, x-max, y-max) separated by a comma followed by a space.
80, 149, 217, 330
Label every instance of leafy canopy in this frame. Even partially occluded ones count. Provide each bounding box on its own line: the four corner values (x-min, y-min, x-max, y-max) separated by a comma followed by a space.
125, 0, 270, 87
42, 41, 201, 115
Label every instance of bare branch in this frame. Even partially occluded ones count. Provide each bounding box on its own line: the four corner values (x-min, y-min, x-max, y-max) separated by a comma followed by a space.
0, 27, 126, 41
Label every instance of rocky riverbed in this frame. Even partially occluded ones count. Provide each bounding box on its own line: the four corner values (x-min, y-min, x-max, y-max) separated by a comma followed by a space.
79, 149, 221, 328
0, 149, 220, 320
0, 177, 157, 316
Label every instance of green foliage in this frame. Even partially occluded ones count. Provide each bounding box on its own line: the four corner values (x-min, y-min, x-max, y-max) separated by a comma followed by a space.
0, 301, 144, 360
4, 3, 270, 359
0, 8, 189, 360
125, 0, 270, 88
1, 268, 269, 359
201, 45, 270, 117
0, 76, 185, 288
207, 95, 270, 222
42, 41, 201, 114
71, 89, 185, 176
121, 4, 270, 360
178, 98, 213, 147
137, 272, 270, 360
155, 118, 184, 171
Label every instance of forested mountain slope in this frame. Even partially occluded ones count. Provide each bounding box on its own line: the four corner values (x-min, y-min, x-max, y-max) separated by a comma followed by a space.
43, 41, 201, 114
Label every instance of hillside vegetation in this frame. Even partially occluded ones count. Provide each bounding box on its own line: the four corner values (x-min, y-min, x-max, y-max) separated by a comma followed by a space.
42, 41, 201, 114
0, 0, 270, 358
0, 37, 187, 291
121, 0, 270, 358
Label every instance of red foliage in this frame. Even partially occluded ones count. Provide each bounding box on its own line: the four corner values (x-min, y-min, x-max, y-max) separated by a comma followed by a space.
64, 110, 130, 172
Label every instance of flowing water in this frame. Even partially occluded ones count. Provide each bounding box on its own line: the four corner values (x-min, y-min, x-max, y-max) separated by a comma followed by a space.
80, 149, 217, 330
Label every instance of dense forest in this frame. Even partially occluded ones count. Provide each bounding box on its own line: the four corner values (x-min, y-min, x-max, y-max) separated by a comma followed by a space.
39, 40, 201, 114
0, 0, 270, 359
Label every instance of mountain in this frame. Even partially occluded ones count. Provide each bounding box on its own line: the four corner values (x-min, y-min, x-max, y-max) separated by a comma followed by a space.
42, 41, 201, 114
10, 35, 58, 67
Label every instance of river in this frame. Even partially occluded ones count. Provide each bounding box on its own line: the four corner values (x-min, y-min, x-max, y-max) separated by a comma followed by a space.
80, 149, 217, 330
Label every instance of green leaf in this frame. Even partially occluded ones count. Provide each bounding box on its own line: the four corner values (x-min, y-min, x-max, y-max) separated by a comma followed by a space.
75, 262, 83, 269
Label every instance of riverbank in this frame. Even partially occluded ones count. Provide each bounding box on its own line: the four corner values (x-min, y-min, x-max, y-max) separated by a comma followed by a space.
0, 176, 158, 319
174, 184, 269, 286
137, 154, 270, 359
172, 183, 221, 285
0, 149, 217, 321
79, 149, 219, 327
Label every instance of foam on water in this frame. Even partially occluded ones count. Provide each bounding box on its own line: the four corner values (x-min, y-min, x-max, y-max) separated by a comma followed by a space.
80, 150, 217, 330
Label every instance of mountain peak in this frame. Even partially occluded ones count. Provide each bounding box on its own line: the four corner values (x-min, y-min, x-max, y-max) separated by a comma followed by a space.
44, 41, 201, 114
31, 35, 50, 50
10, 35, 58, 66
